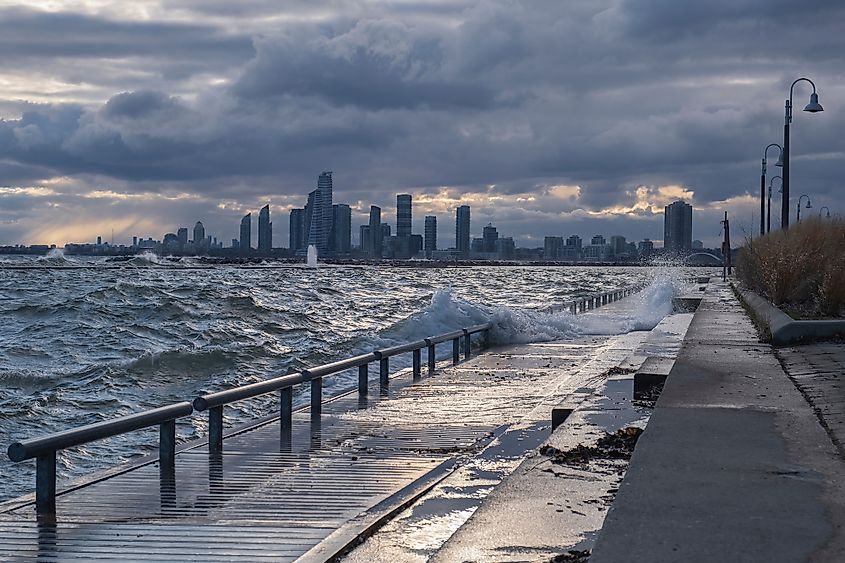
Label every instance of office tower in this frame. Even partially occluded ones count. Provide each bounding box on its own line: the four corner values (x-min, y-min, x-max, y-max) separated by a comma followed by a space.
132, 236, 138, 247
306, 171, 333, 255
177, 228, 188, 245
563, 235, 582, 261
664, 200, 693, 253
97, 236, 102, 245
289, 208, 305, 251
455, 205, 470, 257
544, 236, 563, 260
496, 237, 516, 259
332, 204, 351, 254
359, 225, 371, 250
591, 234, 606, 245
369, 206, 382, 258
193, 222, 205, 245
482, 223, 498, 252
258, 204, 272, 254
609, 235, 627, 257
397, 194, 412, 237
638, 239, 655, 258
424, 216, 437, 252
240, 213, 251, 252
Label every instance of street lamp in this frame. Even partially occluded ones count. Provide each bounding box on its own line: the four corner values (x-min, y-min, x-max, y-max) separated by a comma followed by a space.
768, 175, 782, 233
819, 206, 831, 218
782, 78, 824, 229
796, 194, 812, 222
760, 143, 783, 235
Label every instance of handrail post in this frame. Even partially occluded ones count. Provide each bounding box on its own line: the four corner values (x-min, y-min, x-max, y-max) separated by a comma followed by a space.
463, 329, 471, 360
380, 357, 389, 389
310, 376, 322, 418
358, 364, 368, 396
209, 405, 223, 455
412, 349, 421, 380
452, 338, 460, 365
427, 341, 435, 374
280, 387, 293, 431
35, 452, 56, 517
159, 419, 176, 474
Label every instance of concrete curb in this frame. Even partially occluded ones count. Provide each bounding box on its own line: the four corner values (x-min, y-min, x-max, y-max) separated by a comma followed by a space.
734, 284, 845, 345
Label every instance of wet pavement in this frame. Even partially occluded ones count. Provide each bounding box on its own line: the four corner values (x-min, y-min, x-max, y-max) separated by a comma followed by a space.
344, 303, 696, 562
776, 341, 845, 457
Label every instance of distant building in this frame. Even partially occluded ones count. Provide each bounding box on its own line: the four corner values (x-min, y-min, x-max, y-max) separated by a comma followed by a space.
177, 228, 188, 246
258, 204, 272, 253
332, 204, 351, 254
359, 225, 370, 250
591, 234, 606, 245
563, 235, 582, 261
193, 222, 205, 246
664, 200, 693, 253
583, 244, 611, 261
496, 237, 516, 260
397, 194, 412, 238
369, 205, 382, 258
455, 205, 470, 257
306, 171, 333, 256
692, 239, 704, 250
289, 208, 305, 251
544, 236, 563, 260
638, 239, 655, 258
424, 216, 437, 253
240, 213, 251, 252
482, 224, 498, 253
609, 235, 627, 257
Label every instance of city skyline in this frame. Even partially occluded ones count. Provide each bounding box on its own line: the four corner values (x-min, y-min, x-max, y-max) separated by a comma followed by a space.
0, 2, 842, 248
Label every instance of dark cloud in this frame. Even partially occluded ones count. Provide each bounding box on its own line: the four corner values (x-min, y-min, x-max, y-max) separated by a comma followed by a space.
0, 0, 843, 247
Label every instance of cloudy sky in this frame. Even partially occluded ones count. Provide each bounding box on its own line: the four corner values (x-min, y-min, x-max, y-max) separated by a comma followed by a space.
0, 0, 842, 248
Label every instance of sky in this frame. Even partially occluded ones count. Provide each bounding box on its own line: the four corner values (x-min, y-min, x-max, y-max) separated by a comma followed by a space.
0, 0, 843, 249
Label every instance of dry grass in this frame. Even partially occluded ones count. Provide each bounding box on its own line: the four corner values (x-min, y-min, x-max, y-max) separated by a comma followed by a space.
737, 217, 845, 317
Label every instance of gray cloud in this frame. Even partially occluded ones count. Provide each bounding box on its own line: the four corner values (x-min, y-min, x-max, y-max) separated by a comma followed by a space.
0, 0, 843, 248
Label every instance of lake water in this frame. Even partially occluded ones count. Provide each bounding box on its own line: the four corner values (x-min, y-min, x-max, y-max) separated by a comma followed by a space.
0, 256, 711, 501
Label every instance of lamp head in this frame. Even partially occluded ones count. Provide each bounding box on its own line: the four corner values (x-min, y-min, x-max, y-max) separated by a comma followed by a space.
806, 200, 813, 209
775, 150, 784, 167
804, 92, 824, 113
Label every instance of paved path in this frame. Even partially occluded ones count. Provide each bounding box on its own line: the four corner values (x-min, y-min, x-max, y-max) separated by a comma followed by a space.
777, 342, 845, 456
590, 282, 845, 562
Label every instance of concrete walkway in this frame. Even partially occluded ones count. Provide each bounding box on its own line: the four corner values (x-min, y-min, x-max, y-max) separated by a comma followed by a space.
590, 282, 845, 562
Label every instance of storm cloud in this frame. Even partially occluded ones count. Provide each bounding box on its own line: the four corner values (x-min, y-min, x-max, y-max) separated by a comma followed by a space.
0, 0, 843, 247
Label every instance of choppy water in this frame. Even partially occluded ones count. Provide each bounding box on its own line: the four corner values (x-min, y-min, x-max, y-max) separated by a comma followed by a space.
0, 256, 712, 502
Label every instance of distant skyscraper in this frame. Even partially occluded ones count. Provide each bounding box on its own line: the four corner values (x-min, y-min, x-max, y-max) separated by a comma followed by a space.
455, 205, 470, 257
258, 204, 272, 253
424, 216, 437, 252
177, 228, 188, 245
359, 225, 371, 250
192, 222, 204, 245
664, 200, 693, 253
240, 213, 251, 252
289, 208, 305, 251
544, 236, 563, 260
397, 194, 412, 238
307, 171, 333, 255
332, 204, 351, 254
609, 235, 627, 257
369, 205, 382, 258
591, 234, 606, 245
482, 223, 498, 253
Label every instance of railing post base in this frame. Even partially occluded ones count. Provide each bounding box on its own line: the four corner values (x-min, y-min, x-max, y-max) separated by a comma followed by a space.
159, 419, 176, 474
358, 364, 369, 395
311, 377, 322, 418
452, 338, 460, 365
427, 343, 435, 374
380, 358, 389, 389
412, 349, 421, 380
36, 452, 56, 518
463, 331, 471, 360
209, 406, 224, 455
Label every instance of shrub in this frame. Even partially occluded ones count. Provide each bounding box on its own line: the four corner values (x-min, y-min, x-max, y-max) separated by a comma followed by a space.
736, 217, 845, 317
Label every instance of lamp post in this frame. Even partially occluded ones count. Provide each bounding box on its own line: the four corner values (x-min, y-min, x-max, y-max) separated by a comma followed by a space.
819, 206, 831, 219
761, 143, 783, 235
796, 194, 812, 223
782, 78, 824, 229
768, 175, 782, 233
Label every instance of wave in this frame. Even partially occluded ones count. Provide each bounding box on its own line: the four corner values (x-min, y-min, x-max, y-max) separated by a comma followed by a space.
124, 251, 171, 267
35, 248, 76, 266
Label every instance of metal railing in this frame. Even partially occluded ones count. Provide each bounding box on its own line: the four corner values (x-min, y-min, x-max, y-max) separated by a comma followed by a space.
6, 402, 193, 516
6, 281, 651, 517
192, 323, 492, 455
